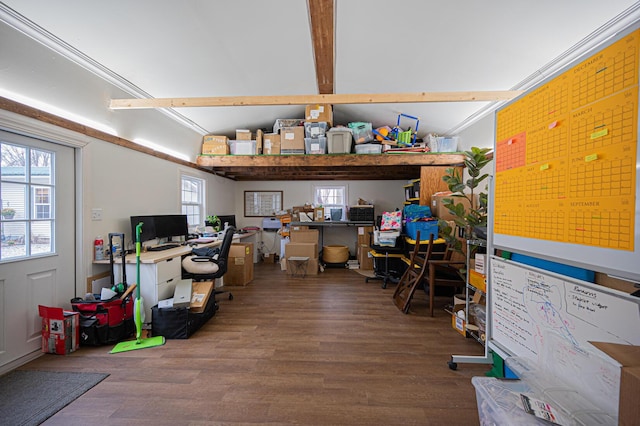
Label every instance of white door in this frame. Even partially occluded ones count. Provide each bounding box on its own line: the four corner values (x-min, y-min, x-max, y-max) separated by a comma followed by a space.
0, 130, 75, 371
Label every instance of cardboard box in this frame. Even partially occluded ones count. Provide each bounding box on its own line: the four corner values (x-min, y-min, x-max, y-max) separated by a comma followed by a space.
202, 141, 229, 155
263, 133, 281, 155
357, 243, 373, 270
226, 243, 254, 286
255, 129, 263, 154
431, 193, 476, 222
190, 280, 214, 313
285, 242, 318, 260
236, 129, 252, 140
286, 256, 319, 276
172, 279, 192, 309
358, 226, 374, 246
591, 342, 640, 426
290, 229, 319, 244
203, 135, 229, 144
280, 127, 305, 151
305, 104, 333, 126
38, 305, 79, 355
202, 135, 229, 155
451, 303, 466, 336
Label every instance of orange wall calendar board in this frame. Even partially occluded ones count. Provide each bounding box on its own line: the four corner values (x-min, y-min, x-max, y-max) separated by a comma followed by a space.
492, 24, 640, 282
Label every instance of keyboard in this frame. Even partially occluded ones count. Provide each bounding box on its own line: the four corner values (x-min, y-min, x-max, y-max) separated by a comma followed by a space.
147, 243, 181, 251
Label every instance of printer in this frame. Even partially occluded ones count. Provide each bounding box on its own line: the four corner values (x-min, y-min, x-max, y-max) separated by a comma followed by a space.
262, 217, 282, 232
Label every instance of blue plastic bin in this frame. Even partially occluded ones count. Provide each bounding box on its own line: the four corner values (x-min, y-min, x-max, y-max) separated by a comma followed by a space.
405, 220, 438, 242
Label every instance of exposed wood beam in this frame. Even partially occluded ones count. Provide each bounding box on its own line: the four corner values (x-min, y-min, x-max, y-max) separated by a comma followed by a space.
110, 90, 523, 109
308, 0, 334, 94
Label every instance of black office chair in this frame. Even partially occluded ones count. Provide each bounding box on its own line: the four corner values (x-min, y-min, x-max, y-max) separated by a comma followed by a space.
182, 226, 236, 301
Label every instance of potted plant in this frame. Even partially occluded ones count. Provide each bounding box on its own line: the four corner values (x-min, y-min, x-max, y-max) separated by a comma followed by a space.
438, 146, 492, 255
205, 215, 221, 232
1, 207, 15, 219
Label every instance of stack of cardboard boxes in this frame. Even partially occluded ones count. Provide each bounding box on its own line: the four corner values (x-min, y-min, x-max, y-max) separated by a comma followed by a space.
356, 225, 374, 270
200, 104, 333, 156
281, 228, 320, 276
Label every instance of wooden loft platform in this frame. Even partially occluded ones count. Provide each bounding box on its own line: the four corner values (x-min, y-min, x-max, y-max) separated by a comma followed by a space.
195, 152, 466, 181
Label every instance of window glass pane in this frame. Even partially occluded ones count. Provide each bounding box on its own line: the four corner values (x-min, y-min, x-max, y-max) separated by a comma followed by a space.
2, 182, 26, 220
31, 149, 52, 184
31, 221, 52, 255
1, 143, 27, 183
1, 142, 55, 261
181, 175, 204, 227
1, 221, 26, 259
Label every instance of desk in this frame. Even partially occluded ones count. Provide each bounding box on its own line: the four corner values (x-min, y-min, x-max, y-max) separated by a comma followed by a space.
94, 231, 258, 324
290, 221, 374, 260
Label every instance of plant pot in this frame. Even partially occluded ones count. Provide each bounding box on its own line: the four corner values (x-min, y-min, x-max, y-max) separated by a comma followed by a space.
2, 213, 14, 219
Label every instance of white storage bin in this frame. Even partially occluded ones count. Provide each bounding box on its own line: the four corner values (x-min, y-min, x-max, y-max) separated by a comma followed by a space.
327, 129, 353, 153
229, 140, 256, 155
355, 143, 382, 154
304, 137, 327, 154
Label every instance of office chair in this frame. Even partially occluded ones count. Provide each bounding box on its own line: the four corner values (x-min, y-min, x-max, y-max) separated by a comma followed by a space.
182, 226, 236, 301
365, 213, 405, 289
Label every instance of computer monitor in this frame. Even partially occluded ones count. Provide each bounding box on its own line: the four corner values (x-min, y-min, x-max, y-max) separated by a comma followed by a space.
130, 216, 156, 243
216, 214, 236, 229
155, 215, 188, 241
130, 214, 188, 243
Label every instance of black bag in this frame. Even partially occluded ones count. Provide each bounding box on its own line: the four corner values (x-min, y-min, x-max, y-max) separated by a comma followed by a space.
151, 293, 218, 339
71, 296, 134, 346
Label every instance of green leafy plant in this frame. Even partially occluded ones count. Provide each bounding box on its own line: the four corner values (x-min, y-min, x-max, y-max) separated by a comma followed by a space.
205, 215, 221, 232
438, 146, 492, 253
1, 207, 15, 218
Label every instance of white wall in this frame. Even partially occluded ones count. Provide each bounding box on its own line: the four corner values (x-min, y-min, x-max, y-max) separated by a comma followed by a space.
456, 114, 495, 152
84, 140, 235, 285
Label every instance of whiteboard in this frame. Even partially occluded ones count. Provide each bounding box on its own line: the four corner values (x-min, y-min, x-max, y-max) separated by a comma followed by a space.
490, 256, 640, 361
492, 23, 640, 282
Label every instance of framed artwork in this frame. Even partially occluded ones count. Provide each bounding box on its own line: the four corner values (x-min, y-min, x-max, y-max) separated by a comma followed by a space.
244, 190, 283, 217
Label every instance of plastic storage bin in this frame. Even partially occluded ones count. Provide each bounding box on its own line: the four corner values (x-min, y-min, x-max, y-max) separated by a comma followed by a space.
229, 140, 256, 155
304, 121, 328, 139
404, 220, 438, 241
348, 122, 374, 144
304, 136, 327, 154
327, 129, 353, 153
348, 205, 374, 221
432, 136, 459, 152
355, 144, 382, 154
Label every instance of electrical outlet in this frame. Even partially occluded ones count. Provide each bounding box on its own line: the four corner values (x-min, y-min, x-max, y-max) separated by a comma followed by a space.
91, 208, 103, 221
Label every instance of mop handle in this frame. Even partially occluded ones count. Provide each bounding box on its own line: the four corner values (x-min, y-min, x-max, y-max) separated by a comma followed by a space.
135, 222, 143, 300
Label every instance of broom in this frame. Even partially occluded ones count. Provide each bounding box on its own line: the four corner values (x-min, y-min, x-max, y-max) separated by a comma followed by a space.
110, 222, 165, 353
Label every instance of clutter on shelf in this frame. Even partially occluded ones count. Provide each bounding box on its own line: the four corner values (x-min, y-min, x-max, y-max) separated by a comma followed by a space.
199, 105, 461, 157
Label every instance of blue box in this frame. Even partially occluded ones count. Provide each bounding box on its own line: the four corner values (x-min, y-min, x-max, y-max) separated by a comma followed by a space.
511, 253, 595, 282
405, 220, 438, 242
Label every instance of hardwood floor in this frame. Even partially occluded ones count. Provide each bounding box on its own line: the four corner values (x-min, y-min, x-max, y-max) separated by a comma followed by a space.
27, 262, 489, 425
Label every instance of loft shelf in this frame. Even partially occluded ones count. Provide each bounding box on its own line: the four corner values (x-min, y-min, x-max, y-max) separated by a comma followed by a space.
196, 152, 465, 181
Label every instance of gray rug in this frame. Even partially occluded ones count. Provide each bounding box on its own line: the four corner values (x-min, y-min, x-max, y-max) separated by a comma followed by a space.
0, 370, 109, 425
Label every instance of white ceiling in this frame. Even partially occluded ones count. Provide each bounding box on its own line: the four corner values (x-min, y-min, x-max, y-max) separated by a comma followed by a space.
1, 1, 639, 160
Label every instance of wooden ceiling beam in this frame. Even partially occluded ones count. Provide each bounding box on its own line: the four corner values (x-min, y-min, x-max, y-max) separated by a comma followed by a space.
308, 0, 334, 95
109, 91, 523, 109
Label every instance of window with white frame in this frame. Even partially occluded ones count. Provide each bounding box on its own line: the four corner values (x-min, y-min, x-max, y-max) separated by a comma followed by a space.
1, 142, 55, 260
313, 184, 347, 221
181, 174, 205, 227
